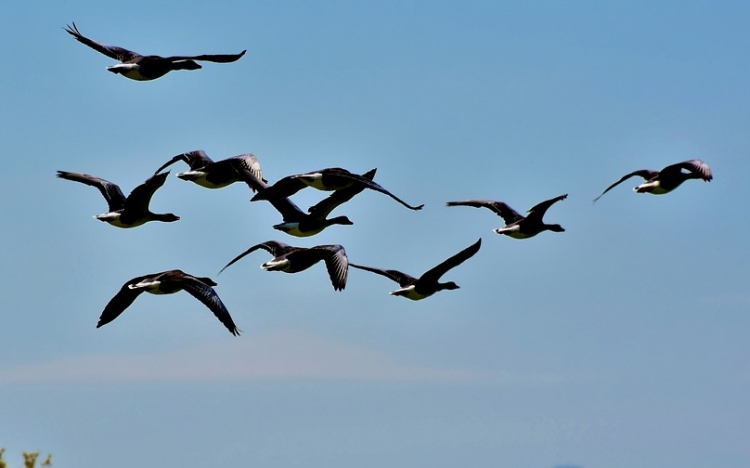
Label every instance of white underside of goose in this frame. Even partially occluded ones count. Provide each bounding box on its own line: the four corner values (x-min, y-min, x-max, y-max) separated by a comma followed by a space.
635, 180, 669, 194
128, 280, 175, 294
273, 222, 321, 237
493, 225, 533, 239
294, 173, 326, 190
177, 170, 233, 189
94, 212, 144, 228
262, 258, 293, 272
390, 285, 429, 301
107, 63, 147, 81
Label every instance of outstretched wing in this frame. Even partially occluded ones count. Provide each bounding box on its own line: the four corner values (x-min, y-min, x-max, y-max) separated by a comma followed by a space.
661, 159, 713, 182
593, 169, 658, 203
227, 154, 265, 189
57, 170, 127, 212
446, 200, 523, 224
64, 23, 141, 62
123, 171, 169, 213
307, 168, 377, 219
251, 175, 309, 201
164, 50, 247, 63
343, 173, 424, 211
348, 263, 417, 287
219, 240, 295, 274
525, 194, 568, 222
420, 238, 482, 284
96, 274, 150, 329
178, 276, 240, 336
154, 150, 214, 174
313, 245, 349, 291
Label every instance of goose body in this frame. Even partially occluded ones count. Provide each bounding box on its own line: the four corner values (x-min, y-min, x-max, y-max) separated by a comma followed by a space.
250, 169, 377, 237
350, 239, 481, 300
447, 195, 567, 239
64, 23, 246, 81
155, 150, 264, 190
593, 159, 713, 202
97, 270, 239, 336
57, 170, 179, 228
220, 240, 349, 291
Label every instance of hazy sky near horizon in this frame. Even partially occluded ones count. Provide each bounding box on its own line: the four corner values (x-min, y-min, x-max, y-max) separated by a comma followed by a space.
2, 1, 750, 467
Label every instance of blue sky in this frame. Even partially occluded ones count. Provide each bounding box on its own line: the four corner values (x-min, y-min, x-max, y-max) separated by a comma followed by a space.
2, 1, 750, 467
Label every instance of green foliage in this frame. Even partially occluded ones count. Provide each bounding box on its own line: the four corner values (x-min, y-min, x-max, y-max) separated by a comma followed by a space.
0, 449, 51, 468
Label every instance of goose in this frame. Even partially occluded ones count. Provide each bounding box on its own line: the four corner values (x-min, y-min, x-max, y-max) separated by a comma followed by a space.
97, 269, 239, 336
64, 23, 246, 81
447, 194, 567, 239
219, 240, 349, 291
252, 167, 424, 211
593, 159, 713, 202
154, 150, 264, 191
349, 238, 481, 300
57, 170, 179, 228
251, 169, 376, 237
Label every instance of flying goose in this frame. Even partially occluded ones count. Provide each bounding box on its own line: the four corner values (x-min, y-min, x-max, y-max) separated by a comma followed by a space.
593, 159, 713, 202
64, 23, 246, 81
154, 150, 264, 191
219, 240, 349, 291
249, 169, 376, 237
349, 238, 481, 300
97, 269, 239, 336
252, 167, 424, 211
447, 194, 567, 239
57, 170, 179, 228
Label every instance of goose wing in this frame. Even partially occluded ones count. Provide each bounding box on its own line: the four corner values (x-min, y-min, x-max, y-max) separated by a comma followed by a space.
154, 150, 214, 174
446, 200, 523, 224
525, 194, 568, 221
64, 23, 141, 62
219, 240, 296, 274
96, 274, 151, 328
348, 263, 417, 287
163, 50, 247, 63
123, 171, 169, 213
420, 238, 482, 283
221, 154, 265, 191
337, 172, 424, 211
593, 169, 659, 203
307, 168, 377, 219
252, 175, 309, 200
661, 159, 713, 181
57, 170, 127, 212
313, 245, 349, 291
177, 275, 240, 336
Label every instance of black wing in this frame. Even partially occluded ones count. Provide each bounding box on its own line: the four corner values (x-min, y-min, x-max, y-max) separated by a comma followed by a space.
178, 276, 240, 336
593, 169, 659, 203
348, 263, 417, 287
219, 240, 296, 274
64, 23, 141, 62
154, 150, 214, 174
164, 50, 247, 63
525, 194, 568, 222
446, 200, 523, 224
420, 238, 482, 284
660, 159, 713, 181
57, 170, 127, 212
251, 175, 309, 201
313, 245, 349, 291
96, 274, 151, 328
345, 174, 424, 211
123, 171, 169, 214
307, 168, 377, 219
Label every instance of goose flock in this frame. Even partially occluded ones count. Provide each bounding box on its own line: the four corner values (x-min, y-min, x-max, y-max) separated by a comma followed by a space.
60, 23, 714, 336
